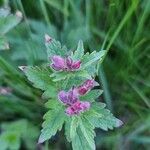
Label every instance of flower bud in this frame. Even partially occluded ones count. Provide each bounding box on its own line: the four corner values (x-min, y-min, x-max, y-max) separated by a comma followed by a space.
66, 57, 81, 71
51, 56, 65, 71
72, 60, 81, 69
77, 79, 99, 95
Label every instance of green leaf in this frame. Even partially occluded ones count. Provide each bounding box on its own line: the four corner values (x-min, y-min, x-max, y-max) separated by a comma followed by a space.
73, 40, 84, 60
24, 66, 53, 90
45, 99, 60, 110
0, 11, 22, 35
51, 70, 91, 82
81, 50, 105, 69
86, 102, 123, 131
65, 117, 80, 142
80, 89, 103, 102
72, 117, 95, 150
46, 38, 68, 59
38, 106, 66, 143
50, 71, 69, 82
24, 67, 57, 98
79, 117, 95, 150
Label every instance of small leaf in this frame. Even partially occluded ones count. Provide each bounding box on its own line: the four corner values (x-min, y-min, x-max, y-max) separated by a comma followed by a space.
73, 40, 84, 60
81, 50, 105, 69
45, 37, 68, 59
38, 107, 66, 143
80, 89, 103, 102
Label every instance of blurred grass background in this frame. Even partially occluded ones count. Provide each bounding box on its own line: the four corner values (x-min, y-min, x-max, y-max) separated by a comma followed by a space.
0, 0, 150, 150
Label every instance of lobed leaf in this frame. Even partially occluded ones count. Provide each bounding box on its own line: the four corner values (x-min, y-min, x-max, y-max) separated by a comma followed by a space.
24, 66, 57, 98
65, 117, 80, 142
72, 116, 96, 150
38, 106, 66, 143
86, 102, 123, 131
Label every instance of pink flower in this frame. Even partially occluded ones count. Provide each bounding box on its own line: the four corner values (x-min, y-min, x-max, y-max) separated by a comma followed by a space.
66, 57, 81, 70
50, 55, 81, 71
65, 101, 90, 116
58, 88, 79, 106
51, 56, 66, 71
58, 87, 91, 116
77, 79, 99, 95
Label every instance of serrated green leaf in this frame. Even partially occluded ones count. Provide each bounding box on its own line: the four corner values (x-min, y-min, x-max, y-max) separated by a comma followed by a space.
65, 116, 80, 142
24, 67, 57, 98
81, 50, 105, 69
46, 38, 68, 59
79, 117, 95, 150
72, 117, 95, 150
42, 85, 57, 99
24, 66, 53, 90
38, 107, 66, 143
80, 89, 103, 102
72, 128, 93, 150
73, 40, 84, 60
45, 99, 60, 109
86, 102, 123, 131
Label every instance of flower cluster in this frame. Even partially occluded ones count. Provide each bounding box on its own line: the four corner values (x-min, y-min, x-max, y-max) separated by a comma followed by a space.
58, 79, 98, 116
51, 55, 81, 71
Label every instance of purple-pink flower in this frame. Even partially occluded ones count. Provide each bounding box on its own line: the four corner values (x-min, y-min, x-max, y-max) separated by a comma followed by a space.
77, 79, 99, 95
58, 88, 90, 116
58, 88, 79, 106
51, 55, 81, 71
65, 101, 90, 116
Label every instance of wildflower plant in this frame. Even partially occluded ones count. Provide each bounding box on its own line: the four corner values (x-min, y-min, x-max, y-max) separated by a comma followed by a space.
22, 35, 123, 150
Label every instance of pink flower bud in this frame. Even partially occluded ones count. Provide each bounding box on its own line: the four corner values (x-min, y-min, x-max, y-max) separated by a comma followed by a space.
66, 57, 81, 71
51, 56, 65, 71
71, 60, 81, 69
77, 79, 99, 95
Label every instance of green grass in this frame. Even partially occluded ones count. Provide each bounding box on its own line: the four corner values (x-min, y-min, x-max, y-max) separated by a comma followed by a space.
0, 0, 150, 149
